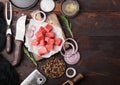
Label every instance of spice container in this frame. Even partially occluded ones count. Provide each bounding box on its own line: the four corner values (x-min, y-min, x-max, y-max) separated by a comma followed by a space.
40, 0, 55, 12
62, 73, 84, 85
61, 0, 80, 17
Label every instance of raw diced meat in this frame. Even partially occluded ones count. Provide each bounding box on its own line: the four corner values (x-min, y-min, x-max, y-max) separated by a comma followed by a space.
38, 47, 48, 55
45, 24, 53, 32
31, 39, 39, 46
45, 37, 50, 43
39, 39, 46, 46
39, 26, 46, 34
46, 32, 55, 38
45, 44, 54, 51
48, 38, 54, 45
35, 30, 45, 43
55, 38, 62, 46
36, 36, 44, 42
35, 31, 44, 39
31, 23, 63, 56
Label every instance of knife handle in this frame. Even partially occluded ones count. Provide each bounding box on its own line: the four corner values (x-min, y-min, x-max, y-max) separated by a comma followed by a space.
12, 40, 23, 66
6, 34, 12, 53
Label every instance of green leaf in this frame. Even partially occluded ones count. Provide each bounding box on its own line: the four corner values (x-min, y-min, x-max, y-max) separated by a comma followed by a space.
60, 15, 74, 37
69, 23, 72, 30
23, 46, 37, 66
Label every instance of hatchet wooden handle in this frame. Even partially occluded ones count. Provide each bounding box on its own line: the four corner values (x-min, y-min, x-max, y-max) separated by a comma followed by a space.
6, 34, 12, 53
12, 40, 23, 66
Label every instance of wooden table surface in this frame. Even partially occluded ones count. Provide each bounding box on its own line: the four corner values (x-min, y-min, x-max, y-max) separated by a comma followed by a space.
1, 0, 120, 85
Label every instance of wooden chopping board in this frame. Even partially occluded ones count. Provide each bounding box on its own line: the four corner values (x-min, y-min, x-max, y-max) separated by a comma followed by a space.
30, 11, 66, 61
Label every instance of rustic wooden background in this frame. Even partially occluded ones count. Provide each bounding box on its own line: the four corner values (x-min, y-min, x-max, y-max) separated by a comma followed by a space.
1, 0, 120, 85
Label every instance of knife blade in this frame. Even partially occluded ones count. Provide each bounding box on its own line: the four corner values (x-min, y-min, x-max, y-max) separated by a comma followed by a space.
12, 15, 27, 66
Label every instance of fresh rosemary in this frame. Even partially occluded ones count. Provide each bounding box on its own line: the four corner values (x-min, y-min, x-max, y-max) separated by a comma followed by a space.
60, 15, 73, 38
23, 46, 37, 66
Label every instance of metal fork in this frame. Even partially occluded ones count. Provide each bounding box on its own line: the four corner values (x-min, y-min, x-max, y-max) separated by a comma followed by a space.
5, 1, 12, 53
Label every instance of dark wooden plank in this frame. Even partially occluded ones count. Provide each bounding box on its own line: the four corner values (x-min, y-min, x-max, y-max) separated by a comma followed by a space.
54, 0, 120, 13
67, 12, 120, 37
3, 0, 120, 13
79, 0, 120, 12
11, 0, 120, 14
77, 36, 120, 85
12, 12, 120, 37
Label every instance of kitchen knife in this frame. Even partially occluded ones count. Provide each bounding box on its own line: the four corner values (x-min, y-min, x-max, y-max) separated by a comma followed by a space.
12, 15, 27, 66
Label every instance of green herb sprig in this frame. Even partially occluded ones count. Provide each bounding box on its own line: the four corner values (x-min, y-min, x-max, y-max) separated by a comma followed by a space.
23, 46, 37, 66
60, 15, 73, 38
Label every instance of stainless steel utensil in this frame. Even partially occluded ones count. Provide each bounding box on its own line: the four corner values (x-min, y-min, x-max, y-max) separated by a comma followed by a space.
20, 69, 46, 85
5, 1, 12, 53
10, 0, 38, 9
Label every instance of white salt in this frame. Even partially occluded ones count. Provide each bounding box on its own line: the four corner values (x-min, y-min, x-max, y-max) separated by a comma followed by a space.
40, 0, 55, 12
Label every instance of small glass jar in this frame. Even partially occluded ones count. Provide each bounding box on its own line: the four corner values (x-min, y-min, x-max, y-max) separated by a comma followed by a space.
61, 0, 80, 17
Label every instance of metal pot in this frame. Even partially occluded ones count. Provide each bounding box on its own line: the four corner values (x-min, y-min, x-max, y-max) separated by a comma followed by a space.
10, 0, 38, 9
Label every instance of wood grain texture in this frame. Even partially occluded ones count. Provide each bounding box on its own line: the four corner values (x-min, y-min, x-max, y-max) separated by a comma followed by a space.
1, 0, 120, 85
70, 12, 120, 36
79, 0, 120, 12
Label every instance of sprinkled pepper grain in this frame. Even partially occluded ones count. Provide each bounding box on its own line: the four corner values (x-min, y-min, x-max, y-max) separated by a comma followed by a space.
42, 57, 66, 78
